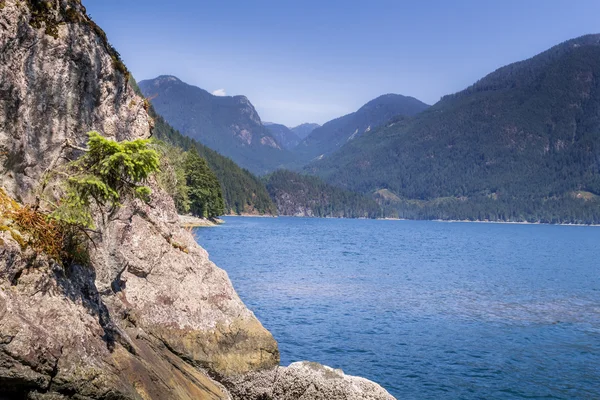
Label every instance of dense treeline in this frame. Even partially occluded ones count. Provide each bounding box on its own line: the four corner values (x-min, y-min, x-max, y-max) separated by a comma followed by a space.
265, 170, 382, 218
154, 142, 225, 218
130, 77, 277, 215
151, 112, 277, 215
309, 35, 600, 224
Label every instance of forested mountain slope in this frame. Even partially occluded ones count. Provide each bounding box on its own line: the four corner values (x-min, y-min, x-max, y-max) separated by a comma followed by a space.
265, 170, 382, 218
129, 78, 277, 215
291, 123, 320, 140
308, 34, 600, 224
140, 76, 294, 174
293, 94, 429, 164
264, 122, 302, 149
151, 111, 278, 215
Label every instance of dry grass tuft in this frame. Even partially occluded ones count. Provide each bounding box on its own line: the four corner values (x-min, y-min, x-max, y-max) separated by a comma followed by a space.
0, 189, 87, 264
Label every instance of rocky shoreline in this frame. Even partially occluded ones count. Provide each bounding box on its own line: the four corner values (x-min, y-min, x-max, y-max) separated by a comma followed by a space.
179, 214, 224, 227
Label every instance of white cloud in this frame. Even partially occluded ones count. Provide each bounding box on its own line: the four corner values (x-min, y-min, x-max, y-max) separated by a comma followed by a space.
212, 88, 227, 96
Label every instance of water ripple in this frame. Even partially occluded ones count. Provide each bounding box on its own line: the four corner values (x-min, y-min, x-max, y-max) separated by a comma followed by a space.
195, 217, 600, 399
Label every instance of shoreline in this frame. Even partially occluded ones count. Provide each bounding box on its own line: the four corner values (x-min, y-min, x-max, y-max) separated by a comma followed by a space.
221, 214, 600, 227
179, 215, 224, 227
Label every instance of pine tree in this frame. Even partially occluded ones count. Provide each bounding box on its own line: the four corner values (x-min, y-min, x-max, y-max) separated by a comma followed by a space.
184, 148, 225, 218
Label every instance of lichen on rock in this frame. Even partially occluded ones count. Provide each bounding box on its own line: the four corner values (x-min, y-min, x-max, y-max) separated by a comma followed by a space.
224, 361, 396, 400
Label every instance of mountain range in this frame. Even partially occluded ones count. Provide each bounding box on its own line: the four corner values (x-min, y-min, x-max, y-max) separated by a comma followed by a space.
293, 94, 430, 165
263, 122, 303, 149
263, 122, 321, 150
139, 76, 292, 174
141, 34, 600, 224
307, 34, 600, 223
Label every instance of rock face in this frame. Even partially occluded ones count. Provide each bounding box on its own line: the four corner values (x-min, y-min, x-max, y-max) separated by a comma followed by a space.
0, 0, 150, 204
0, 1, 277, 398
225, 362, 396, 400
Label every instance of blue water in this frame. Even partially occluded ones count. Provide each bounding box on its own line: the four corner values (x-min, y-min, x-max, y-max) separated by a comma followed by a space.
194, 217, 600, 399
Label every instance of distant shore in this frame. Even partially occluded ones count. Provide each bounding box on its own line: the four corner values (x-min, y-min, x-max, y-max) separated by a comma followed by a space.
430, 219, 600, 227
219, 214, 600, 227
224, 213, 277, 218
179, 215, 224, 227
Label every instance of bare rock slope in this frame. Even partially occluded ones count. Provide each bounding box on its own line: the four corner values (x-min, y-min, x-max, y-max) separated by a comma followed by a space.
0, 1, 395, 399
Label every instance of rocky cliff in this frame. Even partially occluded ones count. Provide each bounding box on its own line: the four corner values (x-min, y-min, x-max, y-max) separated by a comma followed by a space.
0, 1, 277, 398
0, 1, 395, 399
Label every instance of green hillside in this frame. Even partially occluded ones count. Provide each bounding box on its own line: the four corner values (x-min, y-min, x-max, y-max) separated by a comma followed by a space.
292, 94, 429, 165
307, 34, 600, 224
265, 170, 381, 218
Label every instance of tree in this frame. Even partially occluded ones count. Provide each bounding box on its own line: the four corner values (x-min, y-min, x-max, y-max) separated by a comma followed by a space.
184, 148, 225, 218
51, 131, 160, 228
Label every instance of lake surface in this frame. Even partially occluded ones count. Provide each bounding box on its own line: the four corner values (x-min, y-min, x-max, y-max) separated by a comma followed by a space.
194, 217, 600, 399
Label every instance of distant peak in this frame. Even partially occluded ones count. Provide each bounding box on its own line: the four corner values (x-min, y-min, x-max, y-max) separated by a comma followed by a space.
155, 75, 181, 82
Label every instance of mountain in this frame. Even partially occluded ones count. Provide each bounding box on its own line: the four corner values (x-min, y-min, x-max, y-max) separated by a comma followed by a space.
265, 170, 382, 218
139, 76, 293, 174
137, 84, 278, 215
308, 34, 600, 224
293, 94, 429, 164
264, 122, 303, 149
291, 123, 320, 140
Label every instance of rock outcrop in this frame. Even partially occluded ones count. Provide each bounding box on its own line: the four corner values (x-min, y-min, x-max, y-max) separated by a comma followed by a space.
0, 1, 277, 398
0, 1, 396, 399
225, 362, 395, 400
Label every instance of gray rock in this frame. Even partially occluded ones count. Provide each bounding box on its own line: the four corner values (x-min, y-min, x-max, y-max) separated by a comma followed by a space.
0, 1, 277, 398
226, 361, 396, 400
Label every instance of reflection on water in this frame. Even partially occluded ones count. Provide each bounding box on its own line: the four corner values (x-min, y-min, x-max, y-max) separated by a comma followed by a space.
195, 217, 600, 399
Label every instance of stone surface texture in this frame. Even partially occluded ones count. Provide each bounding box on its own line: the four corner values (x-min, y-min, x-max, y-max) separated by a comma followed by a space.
225, 362, 396, 400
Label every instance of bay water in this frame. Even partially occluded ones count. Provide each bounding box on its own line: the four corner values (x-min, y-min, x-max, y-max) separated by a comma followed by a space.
194, 217, 600, 399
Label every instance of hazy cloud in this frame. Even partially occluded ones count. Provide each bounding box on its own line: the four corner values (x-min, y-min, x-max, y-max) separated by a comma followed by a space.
212, 88, 227, 96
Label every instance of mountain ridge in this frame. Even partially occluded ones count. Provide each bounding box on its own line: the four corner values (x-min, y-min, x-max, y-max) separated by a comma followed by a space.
139, 75, 294, 174
307, 34, 600, 224
292, 93, 430, 164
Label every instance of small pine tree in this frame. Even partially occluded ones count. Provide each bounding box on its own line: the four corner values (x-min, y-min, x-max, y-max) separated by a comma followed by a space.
51, 131, 160, 228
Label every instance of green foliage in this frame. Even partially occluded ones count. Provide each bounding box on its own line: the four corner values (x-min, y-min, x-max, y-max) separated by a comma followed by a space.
52, 132, 159, 228
265, 170, 382, 219
152, 141, 190, 214
184, 148, 225, 218
135, 84, 277, 215
309, 35, 600, 224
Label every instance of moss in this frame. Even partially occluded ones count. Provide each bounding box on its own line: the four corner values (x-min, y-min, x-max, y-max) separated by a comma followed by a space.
0, 1, 6, 10
171, 241, 189, 254
27, 0, 61, 39
64, 7, 80, 23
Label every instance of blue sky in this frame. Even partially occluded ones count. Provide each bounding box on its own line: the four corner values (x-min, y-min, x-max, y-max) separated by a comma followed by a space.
84, 0, 600, 126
